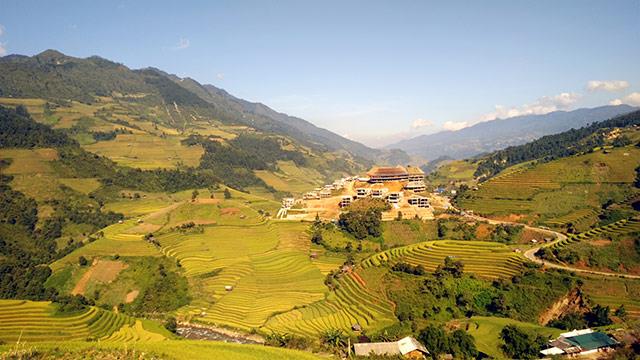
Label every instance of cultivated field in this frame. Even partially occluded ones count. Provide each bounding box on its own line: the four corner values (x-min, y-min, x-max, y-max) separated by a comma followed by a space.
460, 146, 640, 225
0, 300, 166, 343
361, 240, 526, 279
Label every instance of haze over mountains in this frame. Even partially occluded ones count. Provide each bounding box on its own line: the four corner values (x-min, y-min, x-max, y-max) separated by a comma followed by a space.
387, 105, 638, 161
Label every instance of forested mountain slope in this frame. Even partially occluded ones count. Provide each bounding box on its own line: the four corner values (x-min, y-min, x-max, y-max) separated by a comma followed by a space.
0, 50, 401, 162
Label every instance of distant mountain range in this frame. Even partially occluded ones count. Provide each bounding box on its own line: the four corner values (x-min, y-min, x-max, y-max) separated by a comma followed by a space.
0, 50, 407, 163
387, 105, 638, 161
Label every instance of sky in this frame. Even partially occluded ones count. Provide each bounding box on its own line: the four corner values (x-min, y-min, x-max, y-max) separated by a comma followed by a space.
1, 0, 639, 147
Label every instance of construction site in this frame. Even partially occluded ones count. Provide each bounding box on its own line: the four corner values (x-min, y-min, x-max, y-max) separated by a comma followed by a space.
277, 165, 445, 221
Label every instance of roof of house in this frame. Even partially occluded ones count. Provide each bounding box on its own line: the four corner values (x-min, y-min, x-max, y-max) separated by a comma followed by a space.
565, 332, 617, 351
367, 166, 408, 178
353, 336, 429, 357
406, 165, 425, 175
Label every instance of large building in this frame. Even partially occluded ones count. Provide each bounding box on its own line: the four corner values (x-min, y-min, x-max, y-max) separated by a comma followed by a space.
367, 166, 409, 183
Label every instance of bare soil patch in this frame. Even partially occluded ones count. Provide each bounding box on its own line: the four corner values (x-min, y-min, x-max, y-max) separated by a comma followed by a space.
195, 198, 221, 204
220, 207, 240, 216
589, 239, 612, 247
125, 290, 139, 303
71, 259, 128, 295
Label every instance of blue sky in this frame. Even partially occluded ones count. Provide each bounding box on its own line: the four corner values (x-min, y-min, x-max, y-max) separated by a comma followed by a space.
1, 0, 639, 147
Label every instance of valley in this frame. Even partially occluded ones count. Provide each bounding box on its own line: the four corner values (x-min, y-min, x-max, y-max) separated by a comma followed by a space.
0, 49, 639, 360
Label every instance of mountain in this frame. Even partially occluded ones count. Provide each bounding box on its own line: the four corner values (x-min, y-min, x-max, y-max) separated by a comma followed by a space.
387, 105, 638, 161
0, 50, 400, 162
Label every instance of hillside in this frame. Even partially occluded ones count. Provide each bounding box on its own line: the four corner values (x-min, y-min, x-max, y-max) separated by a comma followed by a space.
0, 50, 402, 163
389, 105, 637, 160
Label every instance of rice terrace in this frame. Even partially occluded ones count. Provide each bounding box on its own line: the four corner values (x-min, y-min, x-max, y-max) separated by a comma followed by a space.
2, 2, 640, 359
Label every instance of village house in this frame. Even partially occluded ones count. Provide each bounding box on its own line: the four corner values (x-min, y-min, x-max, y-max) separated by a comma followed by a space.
356, 187, 371, 198
387, 192, 402, 204
339, 196, 353, 208
367, 166, 409, 183
319, 188, 332, 198
540, 329, 617, 357
281, 197, 295, 208
354, 336, 429, 359
408, 195, 429, 208
370, 184, 389, 199
303, 191, 320, 200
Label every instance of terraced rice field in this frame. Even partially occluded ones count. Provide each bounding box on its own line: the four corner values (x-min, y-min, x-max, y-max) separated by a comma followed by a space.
545, 208, 599, 231
84, 133, 203, 169
582, 278, 640, 320
157, 222, 331, 332
0, 300, 156, 343
50, 219, 162, 271
0, 340, 322, 360
264, 271, 396, 337
460, 146, 640, 220
361, 240, 526, 279
550, 217, 640, 250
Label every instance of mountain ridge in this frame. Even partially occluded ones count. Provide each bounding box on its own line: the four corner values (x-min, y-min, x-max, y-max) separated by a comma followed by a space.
388, 105, 638, 160
0, 49, 404, 163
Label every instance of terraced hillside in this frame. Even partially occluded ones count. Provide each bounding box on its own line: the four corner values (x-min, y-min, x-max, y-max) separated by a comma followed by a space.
550, 217, 640, 251
361, 240, 526, 279
264, 270, 396, 337
0, 340, 323, 360
0, 300, 166, 343
459, 145, 640, 226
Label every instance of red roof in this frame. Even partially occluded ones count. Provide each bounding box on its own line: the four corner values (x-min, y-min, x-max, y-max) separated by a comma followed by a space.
367, 166, 408, 177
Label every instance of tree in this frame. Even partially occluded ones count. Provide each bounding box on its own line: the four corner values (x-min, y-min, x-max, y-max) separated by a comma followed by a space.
437, 220, 447, 238
223, 188, 231, 199
418, 324, 449, 359
499, 325, 545, 360
164, 316, 178, 333
78, 256, 89, 267
449, 329, 478, 360
320, 329, 348, 354
615, 304, 627, 320
396, 211, 403, 221
311, 230, 323, 245
586, 304, 612, 327
435, 257, 464, 278
191, 189, 199, 201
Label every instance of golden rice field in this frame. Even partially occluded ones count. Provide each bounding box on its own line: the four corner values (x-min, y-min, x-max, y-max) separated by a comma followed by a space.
0, 340, 322, 360
361, 240, 526, 279
0, 300, 166, 343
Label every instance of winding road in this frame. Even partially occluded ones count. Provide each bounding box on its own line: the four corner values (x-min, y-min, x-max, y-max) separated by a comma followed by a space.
455, 209, 640, 280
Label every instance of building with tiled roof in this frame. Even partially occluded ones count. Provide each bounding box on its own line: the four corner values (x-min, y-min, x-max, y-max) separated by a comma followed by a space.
366, 166, 409, 183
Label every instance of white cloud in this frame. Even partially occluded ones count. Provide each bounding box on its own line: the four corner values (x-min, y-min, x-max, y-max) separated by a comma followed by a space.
442, 121, 469, 131
411, 118, 433, 129
479, 92, 581, 122
587, 80, 630, 92
216, 73, 224, 80
612, 92, 640, 106
0, 24, 4, 37
173, 38, 190, 50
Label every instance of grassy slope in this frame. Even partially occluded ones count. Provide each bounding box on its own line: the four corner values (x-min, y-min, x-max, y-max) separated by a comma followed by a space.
459, 144, 640, 226
459, 316, 561, 359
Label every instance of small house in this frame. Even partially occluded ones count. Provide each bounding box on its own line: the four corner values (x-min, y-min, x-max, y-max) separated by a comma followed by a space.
282, 197, 295, 208
541, 329, 617, 357
224, 285, 233, 291
387, 192, 402, 204
354, 336, 429, 359
319, 188, 332, 198
339, 196, 353, 208
356, 188, 371, 198
408, 195, 429, 208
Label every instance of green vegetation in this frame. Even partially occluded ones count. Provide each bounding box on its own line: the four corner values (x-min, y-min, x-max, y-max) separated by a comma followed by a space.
474, 109, 640, 178
459, 144, 640, 225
